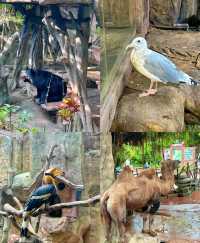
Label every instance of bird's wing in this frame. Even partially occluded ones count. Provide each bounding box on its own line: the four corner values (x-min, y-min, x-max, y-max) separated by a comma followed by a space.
143, 50, 192, 84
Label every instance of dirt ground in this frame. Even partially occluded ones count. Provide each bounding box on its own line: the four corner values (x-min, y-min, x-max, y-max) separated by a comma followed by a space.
127, 191, 200, 243
9, 81, 99, 133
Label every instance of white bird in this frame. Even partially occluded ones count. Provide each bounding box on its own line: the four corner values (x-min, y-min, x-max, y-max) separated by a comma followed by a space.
126, 37, 198, 97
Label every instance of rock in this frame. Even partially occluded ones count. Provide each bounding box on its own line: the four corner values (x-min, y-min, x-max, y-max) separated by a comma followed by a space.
180, 85, 200, 119
128, 234, 159, 243
39, 215, 91, 243
150, 0, 199, 26
12, 172, 33, 189
112, 86, 185, 132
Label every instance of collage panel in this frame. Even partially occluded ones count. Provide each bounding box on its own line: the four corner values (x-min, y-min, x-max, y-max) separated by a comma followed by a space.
101, 0, 200, 133
0, 0, 200, 243
101, 132, 200, 243
0, 131, 100, 242
0, 0, 100, 133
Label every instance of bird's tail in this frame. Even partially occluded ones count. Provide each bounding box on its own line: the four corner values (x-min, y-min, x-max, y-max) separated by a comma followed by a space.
191, 79, 200, 85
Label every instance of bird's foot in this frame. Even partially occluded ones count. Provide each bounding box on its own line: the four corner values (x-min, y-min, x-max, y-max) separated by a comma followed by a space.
139, 89, 157, 97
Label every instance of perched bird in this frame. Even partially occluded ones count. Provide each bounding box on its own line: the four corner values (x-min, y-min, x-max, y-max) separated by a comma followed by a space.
126, 37, 198, 97
20, 184, 61, 240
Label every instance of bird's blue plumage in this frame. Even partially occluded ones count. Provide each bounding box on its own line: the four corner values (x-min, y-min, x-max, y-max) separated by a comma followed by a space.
24, 184, 56, 212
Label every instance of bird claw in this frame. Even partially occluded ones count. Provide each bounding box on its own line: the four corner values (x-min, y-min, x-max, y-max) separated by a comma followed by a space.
139, 89, 157, 97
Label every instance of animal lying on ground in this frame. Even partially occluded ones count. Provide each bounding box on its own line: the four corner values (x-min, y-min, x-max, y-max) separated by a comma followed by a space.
21, 68, 67, 105
101, 160, 180, 243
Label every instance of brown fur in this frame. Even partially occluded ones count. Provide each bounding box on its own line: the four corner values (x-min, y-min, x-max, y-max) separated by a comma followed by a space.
138, 168, 156, 179
101, 160, 180, 242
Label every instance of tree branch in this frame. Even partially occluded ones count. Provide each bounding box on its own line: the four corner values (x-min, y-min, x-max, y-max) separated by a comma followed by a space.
1, 195, 100, 218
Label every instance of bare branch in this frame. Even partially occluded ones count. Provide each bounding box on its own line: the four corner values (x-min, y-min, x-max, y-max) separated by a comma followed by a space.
1, 195, 100, 218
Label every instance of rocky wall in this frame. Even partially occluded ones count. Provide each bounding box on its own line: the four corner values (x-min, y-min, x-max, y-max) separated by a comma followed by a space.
0, 131, 84, 190
150, 0, 199, 25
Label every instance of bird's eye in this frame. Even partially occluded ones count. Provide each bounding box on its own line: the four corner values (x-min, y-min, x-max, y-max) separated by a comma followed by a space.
137, 40, 141, 43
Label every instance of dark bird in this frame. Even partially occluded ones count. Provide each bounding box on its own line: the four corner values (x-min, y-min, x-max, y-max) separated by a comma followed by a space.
20, 184, 61, 240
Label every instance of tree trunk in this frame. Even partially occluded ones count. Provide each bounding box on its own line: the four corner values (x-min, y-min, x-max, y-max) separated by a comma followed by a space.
100, 133, 116, 243
11, 21, 31, 89
30, 25, 43, 69
0, 32, 19, 66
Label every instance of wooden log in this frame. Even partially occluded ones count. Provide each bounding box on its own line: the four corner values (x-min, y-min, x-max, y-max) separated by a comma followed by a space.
101, 38, 134, 133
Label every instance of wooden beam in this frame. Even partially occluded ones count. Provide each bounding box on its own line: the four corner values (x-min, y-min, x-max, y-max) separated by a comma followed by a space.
0, 0, 92, 4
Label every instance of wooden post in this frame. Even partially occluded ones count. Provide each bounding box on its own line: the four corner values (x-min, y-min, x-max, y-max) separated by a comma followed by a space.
11, 21, 32, 89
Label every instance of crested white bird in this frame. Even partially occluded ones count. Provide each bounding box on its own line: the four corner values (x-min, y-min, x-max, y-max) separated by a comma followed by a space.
126, 37, 198, 97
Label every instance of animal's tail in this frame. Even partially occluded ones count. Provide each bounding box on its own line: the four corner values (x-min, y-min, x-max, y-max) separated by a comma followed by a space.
100, 191, 111, 226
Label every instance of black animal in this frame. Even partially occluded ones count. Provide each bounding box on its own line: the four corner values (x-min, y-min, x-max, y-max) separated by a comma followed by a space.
23, 68, 66, 105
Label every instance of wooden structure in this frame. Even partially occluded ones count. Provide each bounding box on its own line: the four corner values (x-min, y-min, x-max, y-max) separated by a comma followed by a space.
101, 0, 150, 133
0, 0, 92, 4
0, 0, 98, 132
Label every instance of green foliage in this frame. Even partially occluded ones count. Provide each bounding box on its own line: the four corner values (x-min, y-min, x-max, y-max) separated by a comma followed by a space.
114, 132, 200, 169
16, 111, 39, 134
0, 104, 20, 127
0, 104, 39, 134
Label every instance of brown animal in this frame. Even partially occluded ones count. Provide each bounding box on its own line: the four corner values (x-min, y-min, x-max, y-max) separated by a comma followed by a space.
100, 160, 180, 243
138, 168, 156, 179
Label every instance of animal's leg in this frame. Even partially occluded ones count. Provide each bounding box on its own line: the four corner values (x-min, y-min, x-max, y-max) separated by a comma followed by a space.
148, 214, 157, 237
104, 214, 112, 242
34, 89, 41, 104
139, 80, 157, 97
39, 91, 48, 106
142, 214, 149, 234
117, 221, 126, 243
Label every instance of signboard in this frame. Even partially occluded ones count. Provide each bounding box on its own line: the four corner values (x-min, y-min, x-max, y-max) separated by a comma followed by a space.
163, 143, 196, 165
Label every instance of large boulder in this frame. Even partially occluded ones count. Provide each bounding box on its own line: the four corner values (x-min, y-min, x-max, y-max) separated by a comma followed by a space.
112, 86, 185, 132
150, 0, 199, 25
112, 84, 200, 132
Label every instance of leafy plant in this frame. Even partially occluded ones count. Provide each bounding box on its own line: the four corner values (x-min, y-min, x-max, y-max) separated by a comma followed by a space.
15, 111, 38, 134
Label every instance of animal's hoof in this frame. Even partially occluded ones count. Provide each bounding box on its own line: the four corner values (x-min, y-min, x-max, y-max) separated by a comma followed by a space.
149, 230, 157, 237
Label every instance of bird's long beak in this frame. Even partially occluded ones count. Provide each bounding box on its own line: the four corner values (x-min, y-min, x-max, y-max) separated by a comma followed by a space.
56, 175, 84, 190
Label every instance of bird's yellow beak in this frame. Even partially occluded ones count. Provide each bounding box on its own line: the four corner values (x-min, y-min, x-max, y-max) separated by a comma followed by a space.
126, 44, 134, 51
